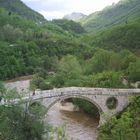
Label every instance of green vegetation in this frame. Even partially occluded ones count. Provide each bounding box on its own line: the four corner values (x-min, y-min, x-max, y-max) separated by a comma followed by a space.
0, 83, 70, 140
52, 19, 85, 34
30, 48, 140, 89
1, 1, 140, 84
0, 84, 46, 140
99, 96, 140, 140
106, 97, 118, 109
89, 19, 140, 51
1, 0, 140, 139
0, 105, 45, 140
80, 0, 140, 32
0, 7, 90, 80
72, 98, 100, 118
0, 0, 45, 22
127, 60, 140, 82
52, 55, 82, 87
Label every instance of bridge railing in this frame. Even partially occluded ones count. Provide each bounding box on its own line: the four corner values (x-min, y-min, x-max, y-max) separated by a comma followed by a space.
1, 87, 140, 106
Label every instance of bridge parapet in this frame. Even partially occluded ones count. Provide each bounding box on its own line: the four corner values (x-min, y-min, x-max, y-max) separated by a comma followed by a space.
1, 87, 140, 105
35, 87, 140, 99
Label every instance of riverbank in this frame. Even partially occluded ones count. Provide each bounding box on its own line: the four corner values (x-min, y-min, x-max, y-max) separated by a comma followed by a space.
5, 75, 33, 83
5, 75, 32, 93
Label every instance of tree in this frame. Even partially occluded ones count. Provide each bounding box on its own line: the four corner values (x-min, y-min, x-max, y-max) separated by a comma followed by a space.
86, 49, 121, 74
30, 75, 52, 91
53, 55, 82, 87
111, 112, 134, 140
99, 96, 140, 140
128, 96, 140, 140
30, 75, 44, 91
0, 83, 47, 140
0, 83, 70, 140
119, 50, 137, 70
92, 71, 124, 88
127, 60, 140, 82
2, 24, 15, 42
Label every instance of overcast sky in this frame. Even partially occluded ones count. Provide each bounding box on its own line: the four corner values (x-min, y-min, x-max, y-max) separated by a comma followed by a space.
21, 0, 121, 20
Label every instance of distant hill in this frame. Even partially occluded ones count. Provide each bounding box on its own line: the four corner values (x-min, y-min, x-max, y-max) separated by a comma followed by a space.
63, 12, 86, 21
0, 0, 45, 22
80, 0, 140, 32
52, 19, 85, 34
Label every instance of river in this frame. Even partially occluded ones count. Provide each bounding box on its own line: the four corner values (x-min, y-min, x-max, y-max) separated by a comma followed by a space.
46, 102, 99, 140
5, 78, 99, 140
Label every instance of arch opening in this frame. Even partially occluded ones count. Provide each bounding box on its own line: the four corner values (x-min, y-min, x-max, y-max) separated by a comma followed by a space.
106, 97, 118, 110
45, 95, 101, 139
47, 95, 103, 120
66, 97, 100, 119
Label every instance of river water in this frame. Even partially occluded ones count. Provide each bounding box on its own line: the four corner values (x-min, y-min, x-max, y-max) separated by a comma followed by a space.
5, 78, 99, 140
47, 102, 99, 140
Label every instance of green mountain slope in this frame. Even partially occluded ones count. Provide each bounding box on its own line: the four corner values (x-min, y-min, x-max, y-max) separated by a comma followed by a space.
80, 0, 140, 32
0, 0, 45, 22
52, 19, 85, 34
82, 18, 140, 51
0, 7, 92, 80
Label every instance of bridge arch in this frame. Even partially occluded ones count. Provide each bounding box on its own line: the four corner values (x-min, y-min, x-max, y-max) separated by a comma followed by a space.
45, 95, 103, 116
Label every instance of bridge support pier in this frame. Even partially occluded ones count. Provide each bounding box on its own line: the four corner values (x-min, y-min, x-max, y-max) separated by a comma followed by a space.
98, 112, 115, 128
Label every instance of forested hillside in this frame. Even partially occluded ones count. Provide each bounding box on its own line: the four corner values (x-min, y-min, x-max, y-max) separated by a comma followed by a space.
81, 18, 140, 51
52, 19, 85, 34
0, 7, 90, 80
0, 0, 140, 87
1, 0, 140, 139
80, 0, 140, 32
0, 0, 45, 22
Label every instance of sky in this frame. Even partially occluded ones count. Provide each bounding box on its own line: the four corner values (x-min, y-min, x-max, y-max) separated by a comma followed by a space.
21, 0, 121, 20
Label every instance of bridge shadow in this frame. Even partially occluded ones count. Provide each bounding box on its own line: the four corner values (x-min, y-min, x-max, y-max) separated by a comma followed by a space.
60, 98, 100, 119
46, 97, 100, 129
46, 96, 101, 126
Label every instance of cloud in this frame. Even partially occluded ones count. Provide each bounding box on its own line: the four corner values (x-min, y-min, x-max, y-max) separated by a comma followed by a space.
21, 0, 120, 20
39, 10, 67, 20
22, 0, 40, 2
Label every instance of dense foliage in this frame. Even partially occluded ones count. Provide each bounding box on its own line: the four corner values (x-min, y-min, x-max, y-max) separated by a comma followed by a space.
0, 8, 91, 80
99, 96, 140, 140
0, 105, 45, 140
1, 0, 140, 139
0, 83, 71, 140
90, 19, 140, 51
30, 48, 140, 90
0, 83, 47, 140
52, 19, 85, 34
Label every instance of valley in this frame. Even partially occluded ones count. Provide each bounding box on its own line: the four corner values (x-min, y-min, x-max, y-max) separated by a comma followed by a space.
0, 0, 140, 139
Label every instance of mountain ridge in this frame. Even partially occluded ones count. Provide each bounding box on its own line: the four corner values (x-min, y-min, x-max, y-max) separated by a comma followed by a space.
0, 0, 45, 22
80, 0, 140, 32
63, 12, 86, 21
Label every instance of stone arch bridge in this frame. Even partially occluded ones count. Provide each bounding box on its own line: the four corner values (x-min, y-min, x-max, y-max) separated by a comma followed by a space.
1, 87, 140, 125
